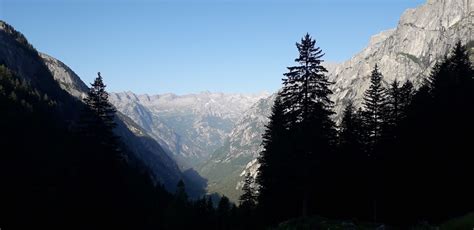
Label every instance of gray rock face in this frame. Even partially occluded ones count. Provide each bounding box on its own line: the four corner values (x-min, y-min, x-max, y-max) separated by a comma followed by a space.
39, 53, 88, 99
109, 91, 269, 168
202, 0, 474, 200
330, 0, 473, 116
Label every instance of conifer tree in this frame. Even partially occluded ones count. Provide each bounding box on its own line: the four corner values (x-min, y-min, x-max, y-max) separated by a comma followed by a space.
362, 65, 388, 153
239, 173, 257, 229
399, 80, 414, 114
360, 65, 389, 223
280, 33, 333, 124
217, 196, 230, 216
279, 33, 336, 217
339, 101, 364, 155
256, 95, 295, 224
430, 41, 474, 104
79, 72, 120, 158
217, 196, 231, 229
337, 102, 372, 219
239, 172, 256, 210
83, 72, 117, 131
396, 42, 474, 222
386, 80, 401, 126
175, 179, 188, 203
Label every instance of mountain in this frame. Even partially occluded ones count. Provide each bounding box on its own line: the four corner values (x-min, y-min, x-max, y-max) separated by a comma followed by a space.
329, 0, 473, 116
0, 20, 203, 194
109, 91, 269, 168
201, 0, 474, 201
40, 53, 89, 99
198, 94, 276, 200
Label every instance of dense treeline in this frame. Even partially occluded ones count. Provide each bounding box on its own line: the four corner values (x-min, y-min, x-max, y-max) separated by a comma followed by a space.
256, 36, 473, 227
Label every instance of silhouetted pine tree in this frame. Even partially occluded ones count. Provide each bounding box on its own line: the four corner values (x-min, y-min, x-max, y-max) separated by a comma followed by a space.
362, 64, 388, 154
256, 95, 295, 224
390, 42, 474, 224
280, 33, 336, 217
339, 101, 364, 155
164, 179, 193, 229
239, 173, 256, 210
386, 80, 402, 128
399, 80, 414, 116
335, 101, 369, 218
217, 196, 231, 229
238, 173, 257, 229
175, 179, 188, 202
280, 33, 333, 125
360, 65, 390, 223
80, 72, 118, 145
424, 41, 473, 219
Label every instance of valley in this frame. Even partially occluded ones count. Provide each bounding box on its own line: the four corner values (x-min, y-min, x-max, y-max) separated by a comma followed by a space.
1, 0, 473, 228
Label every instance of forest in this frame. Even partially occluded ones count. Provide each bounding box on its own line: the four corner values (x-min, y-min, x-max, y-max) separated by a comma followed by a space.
0, 33, 472, 229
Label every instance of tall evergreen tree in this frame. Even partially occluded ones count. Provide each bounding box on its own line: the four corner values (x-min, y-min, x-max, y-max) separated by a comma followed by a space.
280, 33, 333, 124
339, 101, 364, 155
430, 41, 474, 105
279, 33, 336, 217
239, 173, 256, 210
360, 65, 389, 223
84, 72, 117, 130
399, 80, 414, 114
78, 72, 121, 161
256, 95, 295, 224
336, 101, 369, 219
217, 196, 231, 229
425, 42, 473, 217
392, 42, 474, 223
238, 173, 257, 229
175, 179, 188, 203
386, 80, 401, 127
362, 65, 388, 153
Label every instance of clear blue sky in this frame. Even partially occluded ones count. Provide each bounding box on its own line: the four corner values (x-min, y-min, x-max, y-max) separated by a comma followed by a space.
0, 0, 425, 95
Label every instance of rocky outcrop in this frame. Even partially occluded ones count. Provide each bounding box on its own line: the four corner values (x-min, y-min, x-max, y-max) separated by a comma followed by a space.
330, 0, 473, 116
39, 53, 89, 99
